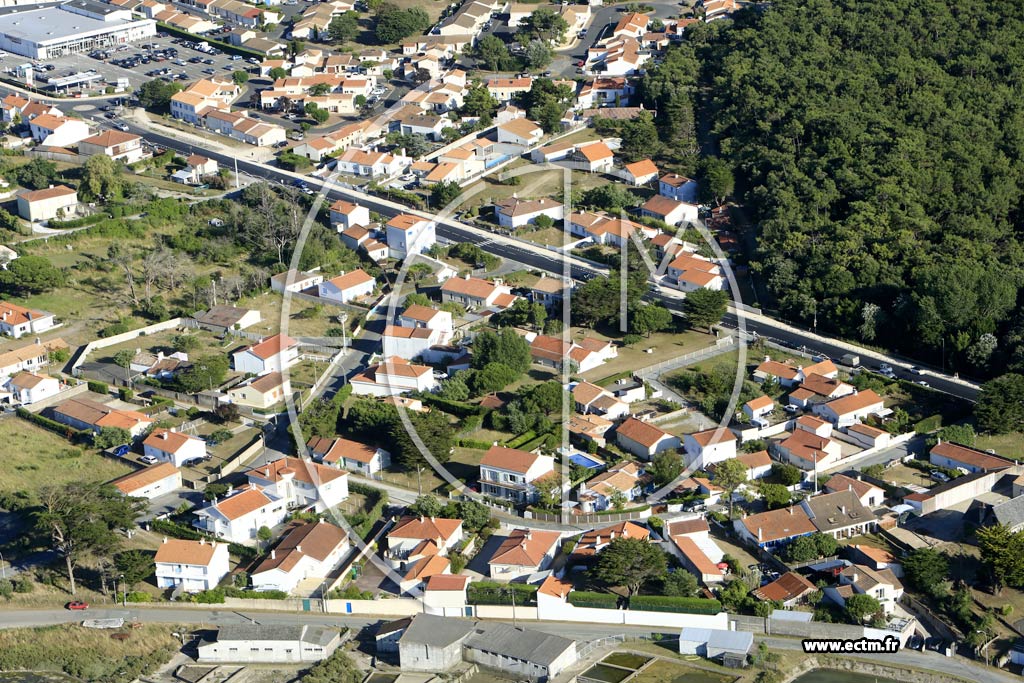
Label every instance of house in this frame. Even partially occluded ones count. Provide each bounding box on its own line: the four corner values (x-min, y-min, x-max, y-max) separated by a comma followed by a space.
743, 395, 774, 423
814, 390, 885, 427
824, 473, 885, 508
623, 159, 658, 185
154, 538, 230, 592
478, 445, 555, 504
172, 154, 219, 185
847, 544, 903, 578
382, 325, 440, 360
350, 357, 437, 396
232, 334, 300, 375
774, 429, 841, 471
270, 269, 323, 294
441, 275, 517, 310
493, 196, 564, 229
788, 374, 856, 409
753, 357, 838, 388
801, 489, 876, 539
391, 614, 475, 672
198, 624, 342, 664
846, 422, 891, 449
831, 564, 904, 614
571, 521, 650, 561
659, 173, 698, 203
422, 574, 471, 617
143, 428, 207, 468
386, 214, 436, 259
678, 628, 753, 667
571, 141, 615, 173
399, 305, 453, 344
463, 622, 577, 680
683, 428, 737, 468
531, 276, 570, 309
568, 413, 614, 448
752, 571, 816, 607
250, 520, 349, 594
616, 416, 681, 460
335, 147, 408, 177
193, 305, 261, 333
399, 554, 451, 595
640, 195, 698, 226
488, 528, 561, 581
735, 450, 772, 480
929, 441, 1015, 474
666, 252, 724, 291
111, 462, 182, 499
579, 461, 644, 512
734, 506, 816, 550
192, 486, 288, 544
317, 269, 376, 303
669, 535, 725, 584
226, 371, 291, 409
794, 414, 833, 438
246, 456, 349, 513
52, 397, 153, 437
487, 77, 533, 102
399, 112, 446, 141
0, 338, 66, 380
307, 435, 391, 475
496, 118, 543, 148
385, 516, 463, 579
329, 199, 370, 231
903, 470, 1005, 516
572, 381, 629, 419
29, 114, 90, 147
569, 210, 658, 247
4, 371, 58, 404
77, 130, 144, 164
16, 185, 78, 222
568, 337, 617, 373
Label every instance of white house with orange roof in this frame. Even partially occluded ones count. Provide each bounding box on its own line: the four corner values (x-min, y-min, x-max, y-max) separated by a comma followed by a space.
569, 211, 658, 247
270, 269, 323, 294
111, 462, 181, 499
193, 486, 288, 544
28, 114, 90, 147
329, 200, 370, 231
640, 195, 698, 227
825, 474, 885, 508
385, 515, 464, 570
77, 130, 145, 164
317, 269, 376, 304
52, 397, 152, 437
250, 520, 350, 594
307, 435, 391, 475
16, 185, 78, 222
487, 76, 533, 102
571, 521, 650, 561
753, 356, 838, 388
154, 538, 230, 592
659, 173, 699, 203
488, 528, 561, 581
232, 333, 300, 375
734, 450, 772, 480
422, 574, 470, 616
795, 414, 833, 438
4, 371, 59, 405
743, 395, 774, 423
623, 159, 659, 185
615, 416, 680, 460
440, 275, 517, 310
845, 422, 891, 450
399, 304, 453, 343
774, 429, 841, 471
496, 118, 544, 149
382, 325, 441, 360
226, 371, 291, 410
350, 357, 437, 396
336, 148, 408, 177
666, 252, 724, 291
144, 428, 207, 467
813, 389, 885, 427
246, 455, 349, 512
579, 461, 643, 511
386, 214, 436, 259
683, 428, 737, 468
493, 196, 564, 230
479, 445, 555, 504
571, 380, 629, 419
570, 141, 615, 173
0, 301, 55, 339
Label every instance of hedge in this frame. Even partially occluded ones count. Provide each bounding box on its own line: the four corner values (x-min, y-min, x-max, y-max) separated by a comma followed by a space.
467, 581, 536, 606
16, 408, 88, 441
224, 587, 288, 600
629, 595, 722, 614
456, 437, 494, 450
347, 483, 388, 539
156, 22, 264, 59
595, 505, 650, 516
567, 590, 619, 609
47, 213, 107, 230
505, 431, 537, 449
914, 414, 943, 434
149, 519, 258, 561
87, 381, 109, 395
419, 394, 486, 417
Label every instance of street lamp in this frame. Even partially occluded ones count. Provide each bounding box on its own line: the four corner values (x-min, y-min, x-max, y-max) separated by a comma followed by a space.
120, 574, 126, 607
0, 551, 6, 581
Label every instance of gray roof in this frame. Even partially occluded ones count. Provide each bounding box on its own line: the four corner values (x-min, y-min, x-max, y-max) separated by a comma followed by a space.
195, 305, 254, 328
0, 2, 146, 44
992, 495, 1024, 529
214, 624, 338, 647
802, 489, 872, 533
399, 614, 475, 648
770, 609, 813, 623
679, 627, 752, 653
464, 623, 575, 667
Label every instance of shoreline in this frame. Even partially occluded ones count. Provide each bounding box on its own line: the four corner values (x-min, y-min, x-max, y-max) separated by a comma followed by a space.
781, 656, 975, 683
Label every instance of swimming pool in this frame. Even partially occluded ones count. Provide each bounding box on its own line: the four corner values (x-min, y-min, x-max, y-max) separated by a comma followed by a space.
568, 452, 605, 468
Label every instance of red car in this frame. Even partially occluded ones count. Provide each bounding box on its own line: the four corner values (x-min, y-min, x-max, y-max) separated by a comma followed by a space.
575, 60, 585, 67
66, 601, 89, 611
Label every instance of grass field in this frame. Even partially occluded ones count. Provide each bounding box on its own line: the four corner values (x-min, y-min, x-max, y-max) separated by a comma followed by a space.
971, 433, 1024, 459
584, 327, 717, 383
0, 419, 132, 494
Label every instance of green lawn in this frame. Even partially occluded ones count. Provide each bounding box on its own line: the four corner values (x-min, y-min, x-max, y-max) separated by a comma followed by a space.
975, 433, 1024, 460
0, 419, 133, 494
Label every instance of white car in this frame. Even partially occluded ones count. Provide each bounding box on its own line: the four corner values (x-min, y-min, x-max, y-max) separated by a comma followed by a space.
783, 404, 799, 414
140, 455, 159, 464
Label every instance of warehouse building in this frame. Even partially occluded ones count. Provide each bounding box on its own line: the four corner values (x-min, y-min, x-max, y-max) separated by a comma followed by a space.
0, 0, 155, 59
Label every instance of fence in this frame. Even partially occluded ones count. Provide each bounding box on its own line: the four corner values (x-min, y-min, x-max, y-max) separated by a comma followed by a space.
71, 318, 185, 375
635, 336, 736, 379
524, 507, 651, 525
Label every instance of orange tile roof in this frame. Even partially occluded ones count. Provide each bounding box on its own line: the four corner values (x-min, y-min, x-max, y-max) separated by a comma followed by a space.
624, 159, 658, 178
577, 141, 613, 162
154, 538, 221, 566
250, 456, 347, 487
616, 416, 673, 449
19, 185, 76, 203
490, 528, 561, 567
81, 130, 139, 148
740, 507, 816, 544
309, 436, 381, 465
441, 276, 499, 300
111, 462, 180, 494
387, 213, 426, 231
574, 521, 649, 557
825, 474, 881, 500
660, 172, 693, 187
211, 487, 274, 521
144, 428, 202, 455
389, 516, 462, 542
326, 269, 374, 291
752, 571, 815, 602
403, 554, 450, 582
252, 520, 347, 574
671, 536, 721, 578
736, 450, 771, 471
755, 359, 800, 380
425, 574, 469, 591
244, 333, 299, 360
538, 573, 574, 598
824, 389, 884, 416
401, 304, 441, 323
930, 441, 1013, 472
497, 117, 542, 138
0, 301, 49, 327
745, 395, 773, 411
689, 427, 737, 448
480, 446, 543, 474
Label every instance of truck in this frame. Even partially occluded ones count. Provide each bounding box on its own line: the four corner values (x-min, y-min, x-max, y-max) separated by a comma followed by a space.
840, 353, 860, 367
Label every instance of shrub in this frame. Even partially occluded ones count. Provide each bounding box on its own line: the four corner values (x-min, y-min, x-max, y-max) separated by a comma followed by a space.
126, 591, 150, 603
567, 590, 618, 609
505, 430, 537, 449
118, 387, 134, 401
12, 576, 33, 593
224, 587, 288, 600
87, 381, 109, 395
629, 595, 722, 614
228, 543, 258, 562
467, 581, 536, 605
0, 579, 12, 599
193, 588, 225, 603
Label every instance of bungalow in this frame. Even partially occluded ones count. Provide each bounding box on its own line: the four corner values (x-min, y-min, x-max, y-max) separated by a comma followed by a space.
4, 371, 59, 405
386, 214, 436, 259
847, 544, 903, 578
623, 159, 659, 185
579, 461, 644, 512
197, 624, 342, 664
814, 389, 885, 427
250, 520, 349, 594
824, 473, 885, 508
832, 564, 904, 613
794, 414, 832, 438
318, 269, 376, 304
743, 395, 774, 423
385, 516, 463, 572
193, 305, 261, 333
774, 429, 841, 471
52, 397, 153, 437
788, 374, 856, 409
336, 148, 408, 177
493, 196, 564, 230
77, 130, 145, 164
488, 528, 561, 581
572, 381, 629, 419
0, 301, 56, 339
478, 445, 555, 504
16, 185, 78, 222
640, 195, 698, 226
734, 506, 816, 550
670, 535, 725, 585
226, 371, 291, 409
666, 252, 724, 291
845, 422, 891, 450
308, 435, 391, 475
753, 358, 839, 388
683, 428, 737, 468
531, 276, 570, 309
659, 173, 698, 203
246, 456, 350, 512
801, 489, 876, 539
270, 269, 323, 294
329, 200, 370, 231
569, 337, 617, 372
399, 305, 453, 343
496, 118, 544, 148
615, 416, 681, 460
29, 114, 91, 147
735, 450, 772, 480
441, 276, 517, 310
752, 571, 816, 607
571, 521, 649, 561
929, 441, 1015, 474
0, 338, 67, 380
350, 357, 437, 396
154, 538, 230, 592
571, 141, 614, 173
399, 554, 451, 595
232, 333, 300, 375
143, 428, 207, 468
111, 461, 182, 499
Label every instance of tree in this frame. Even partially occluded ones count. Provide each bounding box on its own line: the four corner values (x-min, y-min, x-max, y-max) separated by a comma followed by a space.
232, 70, 249, 85
698, 156, 734, 206
36, 483, 141, 594
683, 288, 729, 333
176, 355, 229, 393
0, 255, 64, 295
618, 110, 661, 162
462, 83, 499, 117
94, 426, 131, 449
257, 526, 273, 548
80, 154, 123, 201
12, 158, 57, 191
593, 536, 667, 596
172, 334, 201, 353
304, 102, 329, 124
268, 66, 288, 80
609, 488, 628, 511
474, 35, 512, 71
439, 373, 471, 401
516, 7, 568, 44
977, 524, 1024, 592
902, 547, 949, 597
204, 482, 230, 502
771, 462, 803, 486
113, 349, 135, 383
661, 569, 698, 597
453, 500, 491, 532
327, 11, 360, 42
649, 450, 683, 486
114, 549, 153, 590
410, 494, 443, 517
138, 79, 183, 112
394, 409, 454, 470
472, 328, 531, 374
580, 183, 637, 212
520, 79, 574, 133
374, 4, 430, 43
713, 456, 747, 518
845, 593, 882, 624
470, 362, 519, 395
759, 482, 790, 509
976, 374, 1024, 434
631, 304, 673, 337
298, 393, 344, 439
534, 472, 563, 510
430, 180, 461, 207
525, 40, 552, 69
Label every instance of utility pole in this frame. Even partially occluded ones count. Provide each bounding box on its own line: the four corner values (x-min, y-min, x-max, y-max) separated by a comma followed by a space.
234, 157, 240, 189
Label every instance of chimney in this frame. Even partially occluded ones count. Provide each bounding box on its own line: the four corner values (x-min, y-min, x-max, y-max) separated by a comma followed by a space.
595, 535, 601, 545
160, 431, 168, 440
757, 527, 762, 541
788, 507, 794, 515
841, 505, 846, 515
271, 549, 276, 559
296, 545, 302, 553
162, 536, 168, 544
199, 537, 205, 545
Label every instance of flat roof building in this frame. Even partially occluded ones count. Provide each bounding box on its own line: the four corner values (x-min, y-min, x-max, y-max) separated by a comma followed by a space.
0, 1, 155, 59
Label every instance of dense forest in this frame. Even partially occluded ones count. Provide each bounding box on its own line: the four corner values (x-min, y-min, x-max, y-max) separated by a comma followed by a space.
699, 0, 1024, 376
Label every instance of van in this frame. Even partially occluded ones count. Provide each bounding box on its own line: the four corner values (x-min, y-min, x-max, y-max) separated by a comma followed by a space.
841, 353, 859, 366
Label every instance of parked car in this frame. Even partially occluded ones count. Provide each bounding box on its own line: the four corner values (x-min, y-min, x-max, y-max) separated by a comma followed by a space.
783, 404, 799, 414
66, 601, 89, 610
909, 366, 925, 375
930, 470, 950, 483
140, 454, 159, 464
